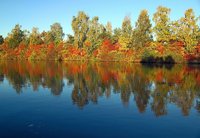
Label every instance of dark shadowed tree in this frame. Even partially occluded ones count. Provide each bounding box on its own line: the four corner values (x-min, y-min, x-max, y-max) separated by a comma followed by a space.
0, 35, 4, 45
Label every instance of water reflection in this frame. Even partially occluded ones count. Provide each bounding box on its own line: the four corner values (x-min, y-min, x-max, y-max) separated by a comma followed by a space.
0, 61, 200, 116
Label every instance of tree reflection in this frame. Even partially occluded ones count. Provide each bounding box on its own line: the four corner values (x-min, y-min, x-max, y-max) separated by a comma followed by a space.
0, 61, 199, 116
0, 61, 64, 95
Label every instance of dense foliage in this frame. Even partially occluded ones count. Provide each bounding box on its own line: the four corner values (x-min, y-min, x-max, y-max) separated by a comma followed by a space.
0, 6, 200, 63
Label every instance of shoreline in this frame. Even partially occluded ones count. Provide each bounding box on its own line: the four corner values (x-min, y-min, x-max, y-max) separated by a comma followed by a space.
0, 58, 200, 65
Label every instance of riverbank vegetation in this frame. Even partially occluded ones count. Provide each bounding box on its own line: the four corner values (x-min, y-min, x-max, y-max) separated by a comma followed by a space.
0, 6, 200, 63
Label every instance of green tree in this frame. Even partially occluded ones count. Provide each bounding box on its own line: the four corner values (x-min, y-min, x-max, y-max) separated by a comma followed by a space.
0, 35, 4, 45
105, 22, 112, 36
119, 16, 133, 50
6, 24, 25, 48
29, 27, 43, 45
66, 34, 74, 44
72, 11, 89, 48
198, 28, 200, 42
50, 23, 64, 45
178, 9, 200, 53
113, 28, 122, 42
153, 6, 171, 44
134, 10, 152, 49
86, 17, 99, 44
86, 16, 105, 54
21, 30, 30, 46
98, 24, 111, 40
41, 31, 54, 45
170, 20, 180, 41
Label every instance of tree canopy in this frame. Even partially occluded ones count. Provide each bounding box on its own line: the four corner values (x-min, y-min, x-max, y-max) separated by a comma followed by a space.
6, 24, 25, 48
134, 10, 152, 49
0, 7, 200, 63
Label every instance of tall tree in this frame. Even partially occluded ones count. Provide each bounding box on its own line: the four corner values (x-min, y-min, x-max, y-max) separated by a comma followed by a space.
134, 10, 152, 49
113, 28, 122, 42
105, 22, 112, 36
29, 27, 42, 45
198, 27, 200, 41
66, 34, 74, 44
178, 9, 200, 53
86, 16, 103, 54
21, 30, 30, 46
50, 23, 64, 45
0, 35, 4, 45
87, 17, 100, 43
41, 31, 54, 45
119, 16, 133, 50
6, 24, 25, 48
153, 6, 171, 44
72, 11, 89, 48
198, 28, 200, 43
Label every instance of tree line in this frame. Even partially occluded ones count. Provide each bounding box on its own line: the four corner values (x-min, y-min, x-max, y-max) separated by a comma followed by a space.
0, 6, 200, 63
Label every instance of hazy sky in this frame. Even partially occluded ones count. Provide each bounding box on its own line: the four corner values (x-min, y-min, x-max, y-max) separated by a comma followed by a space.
1, 0, 200, 37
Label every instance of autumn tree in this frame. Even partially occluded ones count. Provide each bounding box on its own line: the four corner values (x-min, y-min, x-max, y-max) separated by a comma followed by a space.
198, 28, 200, 43
153, 6, 171, 44
0, 35, 4, 45
66, 34, 74, 44
50, 23, 64, 45
170, 19, 180, 42
133, 10, 152, 49
29, 27, 43, 45
72, 11, 89, 48
113, 28, 122, 42
105, 22, 112, 36
41, 31, 54, 45
178, 9, 200, 53
21, 30, 30, 46
119, 16, 133, 50
86, 16, 103, 54
98, 24, 111, 40
6, 24, 25, 48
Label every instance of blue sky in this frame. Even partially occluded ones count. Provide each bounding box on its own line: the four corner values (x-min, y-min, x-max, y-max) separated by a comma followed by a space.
0, 0, 200, 38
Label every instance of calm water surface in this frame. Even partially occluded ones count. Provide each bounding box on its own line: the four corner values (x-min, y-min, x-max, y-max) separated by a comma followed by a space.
0, 61, 200, 138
